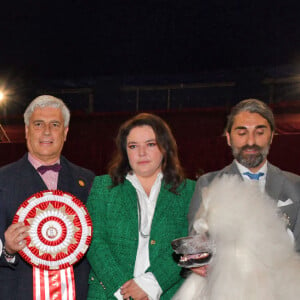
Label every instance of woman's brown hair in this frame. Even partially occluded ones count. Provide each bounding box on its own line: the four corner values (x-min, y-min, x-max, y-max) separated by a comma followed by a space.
108, 113, 185, 193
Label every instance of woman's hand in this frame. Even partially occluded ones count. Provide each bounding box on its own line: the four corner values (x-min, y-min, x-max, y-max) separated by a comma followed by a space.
120, 279, 149, 300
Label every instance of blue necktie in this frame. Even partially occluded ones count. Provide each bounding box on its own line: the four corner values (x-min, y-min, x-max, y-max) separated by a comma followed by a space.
243, 171, 264, 180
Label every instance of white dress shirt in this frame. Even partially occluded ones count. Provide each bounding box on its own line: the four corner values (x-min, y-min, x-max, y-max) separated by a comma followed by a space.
235, 160, 294, 243
28, 153, 59, 190
114, 172, 163, 300
235, 159, 267, 192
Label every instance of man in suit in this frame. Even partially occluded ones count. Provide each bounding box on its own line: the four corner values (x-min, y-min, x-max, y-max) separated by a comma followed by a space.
0, 95, 95, 299
188, 99, 300, 273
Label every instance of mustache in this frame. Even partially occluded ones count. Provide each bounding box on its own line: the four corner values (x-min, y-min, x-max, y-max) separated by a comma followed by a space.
241, 145, 262, 152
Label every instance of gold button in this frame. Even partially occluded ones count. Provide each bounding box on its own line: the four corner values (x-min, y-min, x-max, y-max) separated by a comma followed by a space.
150, 239, 156, 245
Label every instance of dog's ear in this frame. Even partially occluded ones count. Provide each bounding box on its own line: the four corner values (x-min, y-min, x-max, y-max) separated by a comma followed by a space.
192, 187, 210, 234
193, 218, 209, 234
194, 186, 209, 221
201, 187, 209, 211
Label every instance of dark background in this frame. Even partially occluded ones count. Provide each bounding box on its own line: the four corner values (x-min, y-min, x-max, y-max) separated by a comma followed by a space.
0, 1, 299, 113
1, 1, 300, 177
1, 1, 300, 77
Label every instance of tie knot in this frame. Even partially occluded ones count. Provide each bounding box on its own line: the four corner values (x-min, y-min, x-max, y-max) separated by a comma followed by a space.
37, 163, 61, 175
243, 171, 264, 180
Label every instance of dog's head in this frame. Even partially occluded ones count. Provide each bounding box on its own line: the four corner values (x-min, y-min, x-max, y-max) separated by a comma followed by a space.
171, 233, 214, 268
171, 185, 216, 268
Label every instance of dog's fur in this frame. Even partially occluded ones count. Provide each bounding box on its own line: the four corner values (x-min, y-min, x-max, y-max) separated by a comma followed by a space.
172, 175, 300, 300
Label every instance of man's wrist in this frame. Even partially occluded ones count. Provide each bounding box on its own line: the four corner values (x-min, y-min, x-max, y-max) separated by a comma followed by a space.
2, 246, 16, 259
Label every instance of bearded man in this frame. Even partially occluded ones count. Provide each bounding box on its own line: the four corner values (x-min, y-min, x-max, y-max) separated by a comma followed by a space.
188, 98, 300, 256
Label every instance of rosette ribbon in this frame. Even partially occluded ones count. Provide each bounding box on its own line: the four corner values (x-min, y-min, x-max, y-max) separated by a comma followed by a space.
13, 190, 93, 300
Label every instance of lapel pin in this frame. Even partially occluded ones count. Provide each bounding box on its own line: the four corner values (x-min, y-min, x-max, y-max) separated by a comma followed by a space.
78, 179, 85, 187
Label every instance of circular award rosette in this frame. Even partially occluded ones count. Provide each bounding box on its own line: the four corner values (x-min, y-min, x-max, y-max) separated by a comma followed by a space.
13, 190, 92, 270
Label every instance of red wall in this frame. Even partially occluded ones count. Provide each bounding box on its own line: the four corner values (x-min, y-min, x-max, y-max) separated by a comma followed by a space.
1, 108, 300, 178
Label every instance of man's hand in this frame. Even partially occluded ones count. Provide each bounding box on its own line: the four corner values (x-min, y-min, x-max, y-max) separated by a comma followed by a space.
4, 222, 29, 254
191, 264, 209, 277
121, 279, 149, 300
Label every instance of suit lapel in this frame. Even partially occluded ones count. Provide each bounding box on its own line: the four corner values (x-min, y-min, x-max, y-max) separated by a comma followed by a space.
57, 157, 83, 199
265, 163, 283, 200
57, 160, 72, 193
150, 184, 173, 234
57, 156, 94, 204
221, 162, 243, 178
19, 155, 48, 196
120, 180, 139, 233
7, 155, 48, 217
225, 161, 283, 200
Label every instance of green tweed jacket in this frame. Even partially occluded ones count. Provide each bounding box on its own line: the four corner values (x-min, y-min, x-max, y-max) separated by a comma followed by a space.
86, 175, 195, 299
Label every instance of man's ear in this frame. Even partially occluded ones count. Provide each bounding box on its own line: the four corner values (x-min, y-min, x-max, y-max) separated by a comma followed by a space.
270, 131, 274, 144
25, 125, 28, 140
64, 127, 69, 141
225, 131, 231, 146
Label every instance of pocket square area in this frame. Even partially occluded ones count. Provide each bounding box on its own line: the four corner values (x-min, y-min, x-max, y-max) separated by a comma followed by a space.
277, 199, 294, 207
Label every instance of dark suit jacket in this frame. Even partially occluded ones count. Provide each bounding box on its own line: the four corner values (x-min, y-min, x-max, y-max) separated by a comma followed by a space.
188, 161, 300, 252
0, 154, 95, 300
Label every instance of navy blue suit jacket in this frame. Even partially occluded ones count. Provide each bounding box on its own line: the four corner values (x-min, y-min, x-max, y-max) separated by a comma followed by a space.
0, 154, 95, 300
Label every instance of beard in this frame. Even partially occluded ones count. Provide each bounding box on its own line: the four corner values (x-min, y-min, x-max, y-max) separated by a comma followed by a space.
232, 144, 270, 169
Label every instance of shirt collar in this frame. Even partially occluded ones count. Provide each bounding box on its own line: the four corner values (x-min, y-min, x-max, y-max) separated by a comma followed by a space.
28, 152, 60, 170
234, 159, 268, 178
126, 172, 163, 196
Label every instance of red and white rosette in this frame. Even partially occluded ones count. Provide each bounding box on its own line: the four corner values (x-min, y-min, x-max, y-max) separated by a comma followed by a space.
13, 190, 93, 300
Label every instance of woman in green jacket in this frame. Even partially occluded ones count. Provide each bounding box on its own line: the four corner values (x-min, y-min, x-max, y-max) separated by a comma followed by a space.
87, 113, 195, 300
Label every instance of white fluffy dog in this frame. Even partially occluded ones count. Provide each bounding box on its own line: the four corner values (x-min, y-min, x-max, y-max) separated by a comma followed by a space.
172, 175, 300, 300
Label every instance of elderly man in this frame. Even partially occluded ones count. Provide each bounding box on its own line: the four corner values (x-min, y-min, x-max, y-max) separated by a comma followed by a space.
0, 95, 95, 299
188, 98, 300, 275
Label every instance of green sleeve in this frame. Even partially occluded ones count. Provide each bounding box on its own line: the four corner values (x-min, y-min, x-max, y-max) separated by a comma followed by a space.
86, 175, 131, 297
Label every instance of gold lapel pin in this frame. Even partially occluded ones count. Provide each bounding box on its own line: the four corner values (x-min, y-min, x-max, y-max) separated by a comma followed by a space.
78, 179, 85, 187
